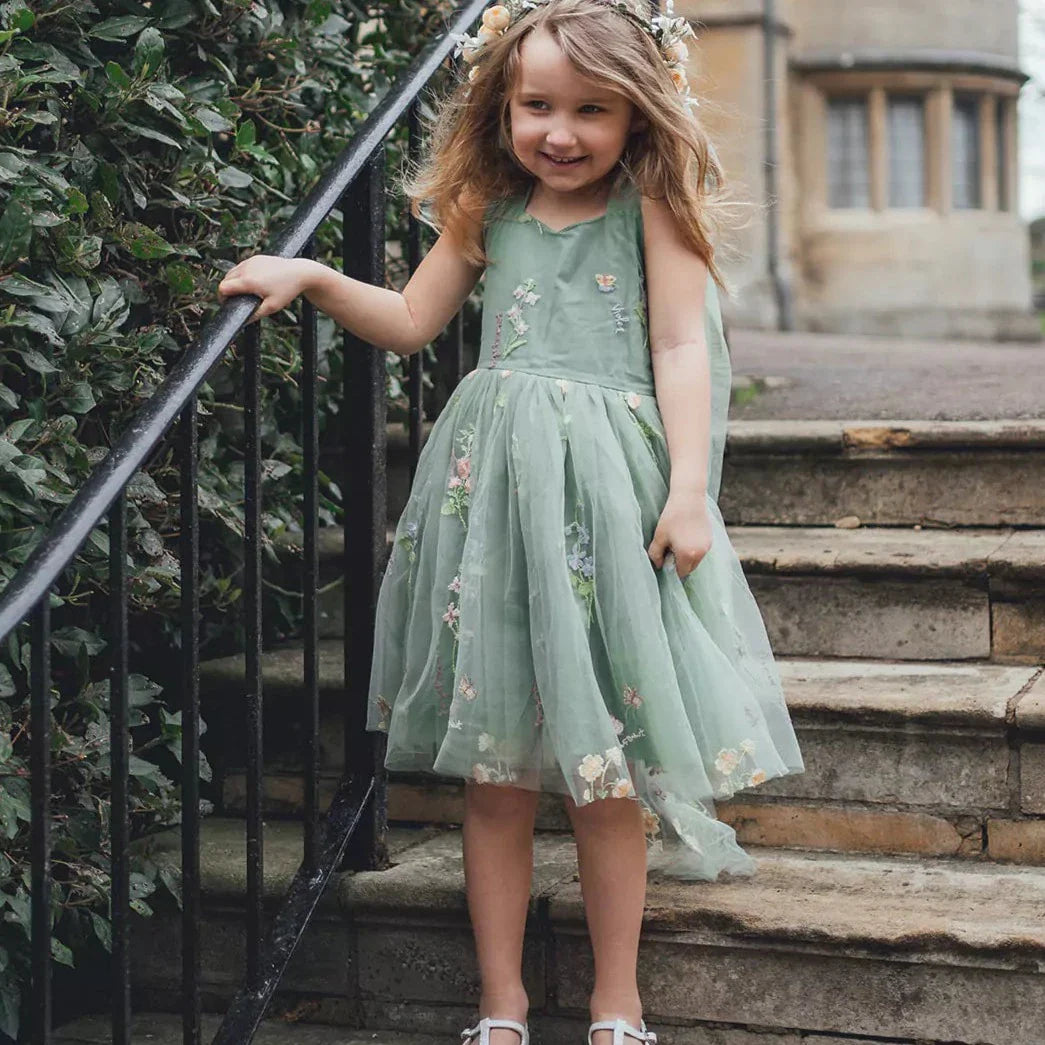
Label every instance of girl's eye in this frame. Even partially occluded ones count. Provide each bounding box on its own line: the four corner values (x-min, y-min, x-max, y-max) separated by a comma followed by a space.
526, 100, 549, 110
580, 105, 604, 114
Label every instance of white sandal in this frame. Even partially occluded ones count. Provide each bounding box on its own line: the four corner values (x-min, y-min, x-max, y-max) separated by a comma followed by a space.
587, 1017, 658, 1045
460, 1016, 529, 1045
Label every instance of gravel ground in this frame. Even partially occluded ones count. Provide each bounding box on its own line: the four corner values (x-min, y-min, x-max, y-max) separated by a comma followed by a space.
727, 328, 1045, 421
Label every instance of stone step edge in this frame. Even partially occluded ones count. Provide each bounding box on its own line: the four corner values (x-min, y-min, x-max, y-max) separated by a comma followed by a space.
219, 770, 1045, 866
285, 524, 1045, 582
53, 1012, 441, 1045
145, 818, 1045, 967
197, 648, 1045, 731
383, 418, 1045, 454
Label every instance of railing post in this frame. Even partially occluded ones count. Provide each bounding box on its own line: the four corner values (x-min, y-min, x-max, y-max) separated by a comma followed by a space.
30, 600, 52, 1045
340, 149, 390, 872
179, 399, 202, 1045
109, 495, 131, 1045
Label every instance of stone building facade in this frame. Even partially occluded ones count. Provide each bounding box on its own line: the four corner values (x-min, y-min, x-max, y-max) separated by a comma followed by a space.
683, 0, 1040, 339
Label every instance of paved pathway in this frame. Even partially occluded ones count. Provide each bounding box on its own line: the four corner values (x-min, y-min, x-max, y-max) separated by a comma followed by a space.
728, 329, 1045, 421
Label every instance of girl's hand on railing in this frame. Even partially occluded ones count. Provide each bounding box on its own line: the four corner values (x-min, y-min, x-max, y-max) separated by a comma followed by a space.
217, 255, 317, 322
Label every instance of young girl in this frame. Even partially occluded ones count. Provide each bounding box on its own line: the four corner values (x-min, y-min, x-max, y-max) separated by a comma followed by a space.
218, 1, 804, 1041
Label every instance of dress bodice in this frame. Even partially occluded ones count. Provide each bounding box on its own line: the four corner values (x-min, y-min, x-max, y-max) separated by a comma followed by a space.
478, 180, 655, 395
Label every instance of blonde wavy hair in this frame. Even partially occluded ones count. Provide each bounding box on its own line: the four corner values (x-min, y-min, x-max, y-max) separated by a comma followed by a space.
404, 0, 734, 287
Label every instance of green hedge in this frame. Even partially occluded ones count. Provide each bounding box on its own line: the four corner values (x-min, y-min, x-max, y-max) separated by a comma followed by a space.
0, 0, 455, 1037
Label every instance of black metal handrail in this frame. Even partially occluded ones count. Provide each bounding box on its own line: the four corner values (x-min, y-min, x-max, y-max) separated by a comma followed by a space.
0, 3, 485, 1043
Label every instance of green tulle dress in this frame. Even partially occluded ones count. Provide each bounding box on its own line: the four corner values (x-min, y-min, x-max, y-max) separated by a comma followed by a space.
366, 177, 805, 881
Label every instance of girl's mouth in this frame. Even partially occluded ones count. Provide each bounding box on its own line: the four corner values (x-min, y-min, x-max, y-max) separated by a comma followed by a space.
541, 152, 586, 166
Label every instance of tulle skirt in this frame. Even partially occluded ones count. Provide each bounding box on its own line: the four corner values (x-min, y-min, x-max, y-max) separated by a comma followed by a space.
366, 366, 805, 881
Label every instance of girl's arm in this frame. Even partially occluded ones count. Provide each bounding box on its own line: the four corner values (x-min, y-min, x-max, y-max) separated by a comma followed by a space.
217, 210, 485, 356
640, 194, 713, 579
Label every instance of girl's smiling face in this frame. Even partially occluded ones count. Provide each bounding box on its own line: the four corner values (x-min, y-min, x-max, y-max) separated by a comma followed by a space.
507, 27, 644, 198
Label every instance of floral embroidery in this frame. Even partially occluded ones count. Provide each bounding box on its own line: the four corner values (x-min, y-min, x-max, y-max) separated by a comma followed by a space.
441, 425, 476, 525
496, 278, 540, 361
396, 520, 420, 566
577, 747, 634, 802
458, 675, 478, 701
442, 570, 465, 672
595, 273, 617, 293
641, 804, 662, 840
564, 511, 595, 625
711, 738, 766, 797
620, 390, 660, 453
489, 312, 505, 365
472, 732, 517, 784
555, 378, 571, 396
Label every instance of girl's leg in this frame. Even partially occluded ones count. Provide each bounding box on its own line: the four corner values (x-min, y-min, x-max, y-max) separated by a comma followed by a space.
563, 794, 648, 1044
463, 780, 540, 1044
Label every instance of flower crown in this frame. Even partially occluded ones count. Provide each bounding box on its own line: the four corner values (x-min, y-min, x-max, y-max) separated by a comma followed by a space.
454, 0, 699, 111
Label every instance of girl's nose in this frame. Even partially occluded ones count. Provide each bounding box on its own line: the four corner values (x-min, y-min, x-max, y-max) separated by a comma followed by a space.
544, 124, 578, 149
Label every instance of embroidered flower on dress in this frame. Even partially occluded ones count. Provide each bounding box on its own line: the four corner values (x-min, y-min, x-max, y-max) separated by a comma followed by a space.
626, 392, 642, 410
500, 278, 540, 360
478, 732, 495, 752
579, 753, 606, 782
442, 425, 477, 525
577, 746, 634, 802
622, 685, 644, 709
610, 715, 625, 736
710, 739, 766, 798
595, 273, 618, 293
564, 514, 596, 625
459, 675, 478, 701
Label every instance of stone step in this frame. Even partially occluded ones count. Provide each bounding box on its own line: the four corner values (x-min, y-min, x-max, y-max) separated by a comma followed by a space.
282, 523, 1045, 659
54, 1012, 438, 1044
736, 525, 1045, 661
381, 419, 1045, 528
207, 653, 1045, 864
720, 419, 1045, 527
128, 818, 1045, 1044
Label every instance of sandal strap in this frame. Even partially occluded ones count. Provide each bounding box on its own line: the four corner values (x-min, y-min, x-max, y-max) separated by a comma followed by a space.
588, 1017, 657, 1045
461, 1017, 529, 1044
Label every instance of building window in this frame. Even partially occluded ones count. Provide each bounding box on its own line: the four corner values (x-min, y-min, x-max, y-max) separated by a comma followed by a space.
952, 95, 981, 210
887, 95, 926, 208
827, 97, 870, 208
996, 97, 1009, 212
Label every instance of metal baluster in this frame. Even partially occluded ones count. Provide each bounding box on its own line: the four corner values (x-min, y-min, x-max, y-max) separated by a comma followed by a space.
243, 322, 264, 987
109, 496, 130, 1045
179, 399, 202, 1045
301, 237, 321, 873
30, 600, 52, 1045
341, 150, 389, 872
407, 101, 424, 482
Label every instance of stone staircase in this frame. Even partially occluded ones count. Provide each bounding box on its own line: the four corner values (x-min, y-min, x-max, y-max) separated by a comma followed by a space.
115, 418, 1045, 1044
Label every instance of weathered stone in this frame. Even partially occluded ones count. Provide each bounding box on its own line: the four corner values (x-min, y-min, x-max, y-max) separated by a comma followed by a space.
355, 922, 544, 1007
340, 828, 577, 919
750, 574, 989, 659
1021, 744, 1045, 815
54, 1012, 440, 1044
777, 658, 1029, 725
554, 930, 1045, 1043
993, 597, 1045, 662
987, 819, 1045, 864
1015, 671, 1045, 729
734, 525, 1010, 576
718, 800, 981, 857
753, 726, 1010, 808
721, 445, 1045, 527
